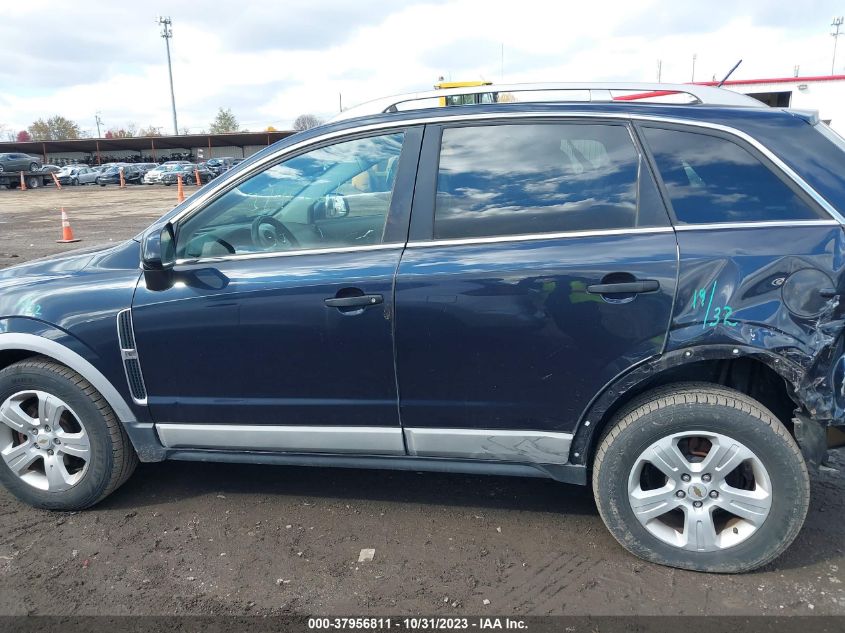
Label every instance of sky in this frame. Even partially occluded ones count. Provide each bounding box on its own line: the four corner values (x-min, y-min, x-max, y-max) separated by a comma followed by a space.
1, 0, 844, 136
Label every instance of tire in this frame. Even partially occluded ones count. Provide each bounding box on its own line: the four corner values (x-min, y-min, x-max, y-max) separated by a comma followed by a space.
71, 178, 79, 186
29, 163, 39, 172
94, 178, 100, 186
592, 382, 809, 573
26, 176, 40, 189
0, 357, 138, 510
0, 165, 5, 173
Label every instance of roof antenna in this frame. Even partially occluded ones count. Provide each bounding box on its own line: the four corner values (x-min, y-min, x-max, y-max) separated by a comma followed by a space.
717, 59, 743, 87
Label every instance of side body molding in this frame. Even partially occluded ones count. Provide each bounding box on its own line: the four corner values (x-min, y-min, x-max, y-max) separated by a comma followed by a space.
0, 332, 166, 461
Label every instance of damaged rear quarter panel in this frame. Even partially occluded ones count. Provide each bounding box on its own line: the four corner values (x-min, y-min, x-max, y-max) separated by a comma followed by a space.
668, 223, 845, 423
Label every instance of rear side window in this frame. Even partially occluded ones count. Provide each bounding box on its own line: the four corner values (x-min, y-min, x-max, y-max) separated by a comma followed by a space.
641, 126, 824, 224
434, 123, 661, 240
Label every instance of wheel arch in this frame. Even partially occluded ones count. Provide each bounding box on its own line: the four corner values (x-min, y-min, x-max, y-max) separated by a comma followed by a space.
0, 332, 137, 426
569, 345, 805, 468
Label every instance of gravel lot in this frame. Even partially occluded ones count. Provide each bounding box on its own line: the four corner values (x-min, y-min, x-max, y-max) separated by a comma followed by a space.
0, 186, 844, 616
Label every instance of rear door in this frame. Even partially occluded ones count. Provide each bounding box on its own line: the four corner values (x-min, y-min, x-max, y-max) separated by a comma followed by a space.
393, 119, 678, 463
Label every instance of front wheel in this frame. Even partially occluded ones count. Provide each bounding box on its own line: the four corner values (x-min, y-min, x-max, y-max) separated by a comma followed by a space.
592, 383, 809, 573
0, 358, 138, 510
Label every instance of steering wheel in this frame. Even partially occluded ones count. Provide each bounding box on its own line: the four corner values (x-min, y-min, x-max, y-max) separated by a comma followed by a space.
251, 215, 300, 250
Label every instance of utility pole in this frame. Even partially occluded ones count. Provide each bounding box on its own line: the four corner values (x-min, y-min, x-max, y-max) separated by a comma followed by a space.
157, 16, 179, 135
657, 59, 662, 82
832, 17, 844, 75
95, 112, 103, 138
691, 53, 697, 82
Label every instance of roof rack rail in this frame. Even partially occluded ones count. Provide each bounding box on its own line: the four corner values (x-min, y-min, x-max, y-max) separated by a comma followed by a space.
332, 82, 765, 122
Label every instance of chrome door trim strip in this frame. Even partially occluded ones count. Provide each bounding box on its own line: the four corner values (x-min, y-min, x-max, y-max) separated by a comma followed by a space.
174, 242, 404, 267
405, 226, 674, 249
155, 424, 406, 455
673, 220, 840, 231
404, 428, 574, 465
164, 109, 843, 259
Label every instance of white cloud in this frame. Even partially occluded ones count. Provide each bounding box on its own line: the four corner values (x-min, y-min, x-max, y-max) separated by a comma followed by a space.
1, 0, 842, 135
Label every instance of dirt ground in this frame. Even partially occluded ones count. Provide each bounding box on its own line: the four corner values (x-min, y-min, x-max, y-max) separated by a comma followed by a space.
0, 186, 844, 617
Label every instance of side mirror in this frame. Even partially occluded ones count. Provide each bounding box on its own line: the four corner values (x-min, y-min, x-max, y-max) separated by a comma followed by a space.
142, 224, 177, 291
141, 223, 176, 271
311, 194, 350, 221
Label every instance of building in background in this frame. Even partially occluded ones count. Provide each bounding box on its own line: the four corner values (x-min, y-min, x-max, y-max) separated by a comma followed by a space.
701, 75, 845, 133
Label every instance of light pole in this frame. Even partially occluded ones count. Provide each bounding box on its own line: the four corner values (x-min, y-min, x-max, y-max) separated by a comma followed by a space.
157, 16, 179, 135
95, 112, 103, 138
691, 53, 697, 82
832, 16, 844, 75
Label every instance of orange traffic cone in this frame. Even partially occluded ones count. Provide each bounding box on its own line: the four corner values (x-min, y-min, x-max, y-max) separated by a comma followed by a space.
51, 172, 62, 189
119, 167, 126, 188
176, 175, 185, 203
57, 208, 80, 243
194, 167, 202, 186
19, 172, 27, 191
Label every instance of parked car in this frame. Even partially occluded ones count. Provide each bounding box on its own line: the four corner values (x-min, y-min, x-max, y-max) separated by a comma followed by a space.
143, 161, 192, 184
56, 166, 98, 186
1, 83, 845, 574
135, 163, 159, 175
97, 164, 142, 186
206, 156, 235, 176
159, 163, 212, 186
0, 153, 42, 173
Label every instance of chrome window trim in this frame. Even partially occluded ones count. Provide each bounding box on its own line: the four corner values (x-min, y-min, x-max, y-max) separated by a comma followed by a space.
166, 110, 844, 266
405, 226, 674, 249
174, 242, 404, 267
673, 220, 840, 231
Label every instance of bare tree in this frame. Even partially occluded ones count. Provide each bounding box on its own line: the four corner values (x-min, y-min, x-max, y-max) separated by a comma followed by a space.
138, 125, 163, 137
293, 114, 324, 131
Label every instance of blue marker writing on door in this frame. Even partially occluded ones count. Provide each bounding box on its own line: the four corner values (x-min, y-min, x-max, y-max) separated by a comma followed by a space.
691, 280, 737, 329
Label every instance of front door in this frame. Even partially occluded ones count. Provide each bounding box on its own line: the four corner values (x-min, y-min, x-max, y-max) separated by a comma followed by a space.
394, 120, 678, 463
131, 128, 421, 455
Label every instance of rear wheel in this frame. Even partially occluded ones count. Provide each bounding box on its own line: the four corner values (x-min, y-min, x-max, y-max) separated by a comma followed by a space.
29, 163, 39, 172
592, 383, 809, 573
0, 358, 137, 510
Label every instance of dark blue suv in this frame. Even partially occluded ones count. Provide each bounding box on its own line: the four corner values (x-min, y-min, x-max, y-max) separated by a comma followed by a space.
1, 83, 844, 573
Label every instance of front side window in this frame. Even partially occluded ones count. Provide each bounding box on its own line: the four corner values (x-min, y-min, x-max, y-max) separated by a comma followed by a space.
433, 123, 646, 240
176, 132, 405, 259
641, 126, 824, 224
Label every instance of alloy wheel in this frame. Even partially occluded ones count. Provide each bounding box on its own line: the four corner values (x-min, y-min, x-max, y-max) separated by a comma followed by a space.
0, 390, 91, 492
627, 431, 772, 552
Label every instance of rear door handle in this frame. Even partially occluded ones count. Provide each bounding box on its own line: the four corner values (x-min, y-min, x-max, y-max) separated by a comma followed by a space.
324, 294, 383, 308
586, 280, 660, 294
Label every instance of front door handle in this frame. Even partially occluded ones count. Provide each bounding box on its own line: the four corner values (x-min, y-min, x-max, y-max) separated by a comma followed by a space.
586, 280, 660, 294
324, 294, 383, 308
